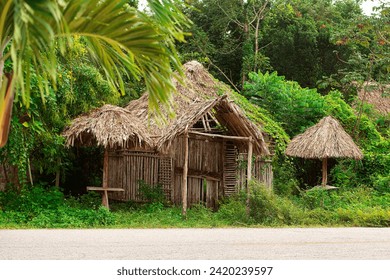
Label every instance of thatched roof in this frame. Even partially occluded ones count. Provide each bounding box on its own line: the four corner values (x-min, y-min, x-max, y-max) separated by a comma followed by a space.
285, 116, 363, 159
357, 82, 390, 116
126, 60, 270, 155
62, 105, 153, 148
63, 61, 270, 155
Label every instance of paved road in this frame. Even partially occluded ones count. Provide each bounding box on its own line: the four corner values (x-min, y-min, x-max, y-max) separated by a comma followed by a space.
1, 228, 389, 260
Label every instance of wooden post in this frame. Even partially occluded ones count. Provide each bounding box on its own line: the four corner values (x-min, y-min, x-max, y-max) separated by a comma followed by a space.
246, 137, 253, 214
102, 149, 109, 209
321, 157, 328, 188
182, 132, 189, 217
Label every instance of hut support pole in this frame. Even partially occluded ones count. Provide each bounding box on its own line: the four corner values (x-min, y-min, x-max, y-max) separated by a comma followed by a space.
322, 157, 328, 188
182, 132, 189, 218
246, 137, 253, 214
102, 149, 109, 209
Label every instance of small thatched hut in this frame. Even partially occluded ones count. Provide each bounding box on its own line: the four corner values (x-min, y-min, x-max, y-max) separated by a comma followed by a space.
285, 116, 363, 187
64, 61, 272, 211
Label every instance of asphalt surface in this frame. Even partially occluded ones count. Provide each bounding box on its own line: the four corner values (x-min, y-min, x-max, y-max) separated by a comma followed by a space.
1, 228, 389, 260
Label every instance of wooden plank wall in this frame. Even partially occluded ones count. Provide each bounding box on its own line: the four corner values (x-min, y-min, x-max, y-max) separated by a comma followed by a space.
254, 159, 273, 188
172, 136, 223, 208
236, 152, 273, 190
107, 139, 272, 207
108, 151, 173, 202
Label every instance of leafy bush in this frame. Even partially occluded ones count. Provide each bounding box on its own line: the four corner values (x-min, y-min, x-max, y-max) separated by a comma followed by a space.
0, 185, 64, 213
272, 158, 300, 196
0, 185, 115, 228
138, 180, 167, 205
248, 183, 303, 225
215, 192, 249, 225
66, 191, 102, 210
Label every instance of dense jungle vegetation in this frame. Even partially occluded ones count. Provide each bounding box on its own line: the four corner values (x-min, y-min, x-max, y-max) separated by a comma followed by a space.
0, 0, 389, 228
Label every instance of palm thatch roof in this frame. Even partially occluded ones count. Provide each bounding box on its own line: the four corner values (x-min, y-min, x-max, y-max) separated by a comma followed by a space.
62, 104, 153, 148
126, 60, 270, 155
357, 82, 390, 116
285, 116, 363, 159
63, 61, 270, 155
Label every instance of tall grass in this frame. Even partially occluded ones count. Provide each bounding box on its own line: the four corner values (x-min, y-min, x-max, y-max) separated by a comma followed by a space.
1, 182, 389, 228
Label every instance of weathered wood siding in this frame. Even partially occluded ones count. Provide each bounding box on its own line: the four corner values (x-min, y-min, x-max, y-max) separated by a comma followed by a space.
108, 151, 173, 201
107, 137, 272, 208
237, 153, 273, 190
172, 136, 223, 209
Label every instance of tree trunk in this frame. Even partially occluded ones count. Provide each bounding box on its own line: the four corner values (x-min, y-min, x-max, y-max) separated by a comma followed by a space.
55, 159, 61, 187
0, 73, 15, 148
253, 15, 260, 72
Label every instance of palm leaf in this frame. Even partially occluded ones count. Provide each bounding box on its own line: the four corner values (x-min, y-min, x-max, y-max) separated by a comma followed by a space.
1, 0, 190, 116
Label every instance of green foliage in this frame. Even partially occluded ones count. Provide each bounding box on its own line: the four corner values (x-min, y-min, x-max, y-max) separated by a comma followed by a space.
262, 1, 321, 87
215, 192, 249, 225
223, 84, 289, 153
272, 158, 299, 196
243, 71, 326, 136
138, 180, 167, 205
0, 0, 190, 114
0, 185, 64, 214
243, 71, 389, 189
0, 185, 115, 228
66, 191, 102, 210
1, 183, 390, 228
248, 182, 303, 225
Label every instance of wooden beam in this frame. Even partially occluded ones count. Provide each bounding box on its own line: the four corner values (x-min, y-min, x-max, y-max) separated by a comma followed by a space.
175, 167, 222, 181
189, 131, 252, 142
182, 132, 189, 217
246, 136, 253, 215
87, 187, 124, 192
102, 149, 109, 209
322, 157, 328, 187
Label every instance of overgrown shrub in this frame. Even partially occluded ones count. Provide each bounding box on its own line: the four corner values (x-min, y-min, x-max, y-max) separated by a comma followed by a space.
138, 180, 167, 204
66, 191, 102, 210
215, 192, 249, 225
248, 182, 303, 225
272, 158, 300, 196
0, 185, 64, 213
0, 185, 115, 228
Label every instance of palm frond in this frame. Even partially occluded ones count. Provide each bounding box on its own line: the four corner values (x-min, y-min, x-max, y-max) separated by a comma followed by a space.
1, 0, 190, 116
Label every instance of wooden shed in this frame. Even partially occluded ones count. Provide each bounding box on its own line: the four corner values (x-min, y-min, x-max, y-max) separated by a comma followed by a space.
64, 61, 273, 210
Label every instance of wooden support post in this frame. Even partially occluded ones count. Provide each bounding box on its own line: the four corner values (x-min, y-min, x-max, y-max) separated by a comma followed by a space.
102, 149, 109, 209
322, 157, 328, 188
246, 137, 253, 214
182, 132, 189, 217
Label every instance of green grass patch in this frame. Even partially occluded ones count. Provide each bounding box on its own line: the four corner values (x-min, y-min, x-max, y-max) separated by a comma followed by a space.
1, 183, 389, 228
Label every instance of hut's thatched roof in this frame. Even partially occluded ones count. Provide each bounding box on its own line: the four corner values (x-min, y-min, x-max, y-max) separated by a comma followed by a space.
62, 105, 153, 148
126, 60, 270, 155
285, 116, 363, 159
357, 82, 390, 116
63, 61, 270, 155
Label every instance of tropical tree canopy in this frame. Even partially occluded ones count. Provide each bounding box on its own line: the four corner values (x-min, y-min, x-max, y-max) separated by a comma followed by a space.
0, 0, 190, 147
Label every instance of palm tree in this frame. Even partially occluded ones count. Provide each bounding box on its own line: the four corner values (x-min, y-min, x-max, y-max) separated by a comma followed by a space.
0, 0, 189, 147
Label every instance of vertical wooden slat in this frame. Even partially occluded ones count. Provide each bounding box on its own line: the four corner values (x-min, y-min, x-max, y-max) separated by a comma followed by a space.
246, 137, 253, 214
182, 132, 189, 217
102, 149, 109, 208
